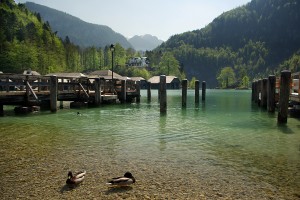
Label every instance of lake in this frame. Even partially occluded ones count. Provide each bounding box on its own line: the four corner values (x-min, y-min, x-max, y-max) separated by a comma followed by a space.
0, 89, 299, 199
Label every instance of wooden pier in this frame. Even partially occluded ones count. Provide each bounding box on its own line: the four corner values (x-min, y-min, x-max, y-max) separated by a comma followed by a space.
0, 73, 140, 114
252, 71, 300, 123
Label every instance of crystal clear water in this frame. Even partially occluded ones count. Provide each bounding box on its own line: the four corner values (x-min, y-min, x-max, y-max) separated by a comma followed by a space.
0, 89, 299, 199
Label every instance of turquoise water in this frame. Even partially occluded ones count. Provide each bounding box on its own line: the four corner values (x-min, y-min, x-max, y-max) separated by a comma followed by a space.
0, 90, 299, 199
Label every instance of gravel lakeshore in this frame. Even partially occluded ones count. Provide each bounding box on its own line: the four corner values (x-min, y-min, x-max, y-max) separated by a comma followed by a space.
1, 141, 299, 200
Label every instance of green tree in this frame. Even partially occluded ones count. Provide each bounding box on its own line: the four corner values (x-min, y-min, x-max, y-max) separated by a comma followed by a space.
217, 67, 236, 88
240, 75, 250, 89
188, 77, 196, 89
158, 52, 180, 76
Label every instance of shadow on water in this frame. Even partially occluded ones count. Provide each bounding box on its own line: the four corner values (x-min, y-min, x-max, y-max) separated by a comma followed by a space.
105, 186, 133, 195
158, 114, 167, 151
277, 123, 295, 134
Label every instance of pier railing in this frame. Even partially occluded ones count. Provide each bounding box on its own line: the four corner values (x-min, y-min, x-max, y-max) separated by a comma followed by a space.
0, 74, 140, 112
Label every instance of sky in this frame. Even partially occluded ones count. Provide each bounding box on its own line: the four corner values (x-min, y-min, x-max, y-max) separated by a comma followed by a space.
15, 0, 251, 41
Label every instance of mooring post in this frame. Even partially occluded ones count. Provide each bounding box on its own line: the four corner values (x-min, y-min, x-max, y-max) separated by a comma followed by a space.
257, 79, 262, 106
267, 75, 276, 112
251, 82, 255, 102
261, 78, 268, 108
59, 101, 63, 109
38, 78, 41, 92
121, 79, 126, 103
0, 104, 3, 116
255, 80, 259, 104
195, 80, 200, 105
278, 70, 291, 123
6, 77, 9, 92
136, 81, 140, 103
202, 81, 206, 101
25, 75, 29, 106
50, 75, 58, 112
94, 78, 101, 106
160, 75, 167, 114
182, 79, 188, 108
147, 81, 151, 102
252, 81, 257, 103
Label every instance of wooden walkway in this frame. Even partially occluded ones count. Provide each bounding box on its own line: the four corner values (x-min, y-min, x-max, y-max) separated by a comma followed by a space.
0, 74, 140, 113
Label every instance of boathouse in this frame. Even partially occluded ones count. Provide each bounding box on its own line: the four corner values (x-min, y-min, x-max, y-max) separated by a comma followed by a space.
130, 77, 147, 89
148, 76, 180, 89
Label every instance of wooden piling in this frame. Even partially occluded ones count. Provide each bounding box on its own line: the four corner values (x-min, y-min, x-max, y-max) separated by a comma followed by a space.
59, 101, 63, 109
202, 81, 206, 101
0, 104, 3, 116
195, 80, 200, 104
136, 81, 140, 103
160, 75, 167, 114
94, 78, 101, 106
147, 81, 151, 102
251, 82, 255, 102
182, 79, 188, 108
257, 79, 262, 106
50, 75, 58, 112
121, 80, 126, 103
267, 75, 276, 112
261, 78, 268, 108
25, 76, 29, 105
278, 70, 291, 123
255, 80, 259, 104
37, 78, 40, 92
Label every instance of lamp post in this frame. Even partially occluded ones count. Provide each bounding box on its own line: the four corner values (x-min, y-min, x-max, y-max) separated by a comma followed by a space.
110, 44, 115, 91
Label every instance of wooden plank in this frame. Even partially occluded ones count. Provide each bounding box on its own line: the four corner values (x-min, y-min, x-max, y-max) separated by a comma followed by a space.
26, 81, 38, 101
78, 83, 89, 98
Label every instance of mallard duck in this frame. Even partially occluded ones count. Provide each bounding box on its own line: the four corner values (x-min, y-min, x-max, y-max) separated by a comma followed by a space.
106, 172, 135, 186
66, 171, 86, 185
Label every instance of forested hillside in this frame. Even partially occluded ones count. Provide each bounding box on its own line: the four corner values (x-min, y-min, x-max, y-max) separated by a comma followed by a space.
157, 0, 300, 87
25, 2, 132, 49
0, 0, 66, 74
0, 0, 184, 80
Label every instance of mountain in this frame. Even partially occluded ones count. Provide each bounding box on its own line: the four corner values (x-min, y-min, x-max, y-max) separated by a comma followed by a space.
128, 34, 163, 51
157, 0, 300, 87
25, 2, 132, 48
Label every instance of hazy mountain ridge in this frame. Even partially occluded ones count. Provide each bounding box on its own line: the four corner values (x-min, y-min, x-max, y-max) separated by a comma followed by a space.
25, 2, 132, 48
128, 34, 164, 51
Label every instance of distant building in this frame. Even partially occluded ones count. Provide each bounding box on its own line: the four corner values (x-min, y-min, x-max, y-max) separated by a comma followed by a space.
126, 57, 149, 67
130, 77, 147, 89
148, 76, 180, 89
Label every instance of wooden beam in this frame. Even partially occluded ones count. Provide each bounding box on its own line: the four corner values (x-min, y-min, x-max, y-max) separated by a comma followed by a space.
78, 83, 89, 98
26, 81, 38, 101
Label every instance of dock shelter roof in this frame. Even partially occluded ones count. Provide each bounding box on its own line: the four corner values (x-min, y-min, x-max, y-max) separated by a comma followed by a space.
23, 70, 40, 76
87, 70, 124, 80
148, 76, 178, 84
130, 77, 146, 81
46, 73, 86, 78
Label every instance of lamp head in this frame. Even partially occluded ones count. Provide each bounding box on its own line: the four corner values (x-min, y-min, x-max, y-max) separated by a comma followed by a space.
110, 44, 115, 52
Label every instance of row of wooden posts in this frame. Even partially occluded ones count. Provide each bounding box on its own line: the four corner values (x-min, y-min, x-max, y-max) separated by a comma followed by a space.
153, 75, 206, 114
251, 70, 291, 124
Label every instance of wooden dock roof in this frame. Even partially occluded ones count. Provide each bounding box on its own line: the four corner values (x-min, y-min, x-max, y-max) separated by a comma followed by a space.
87, 70, 124, 80
46, 73, 86, 78
148, 76, 179, 84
